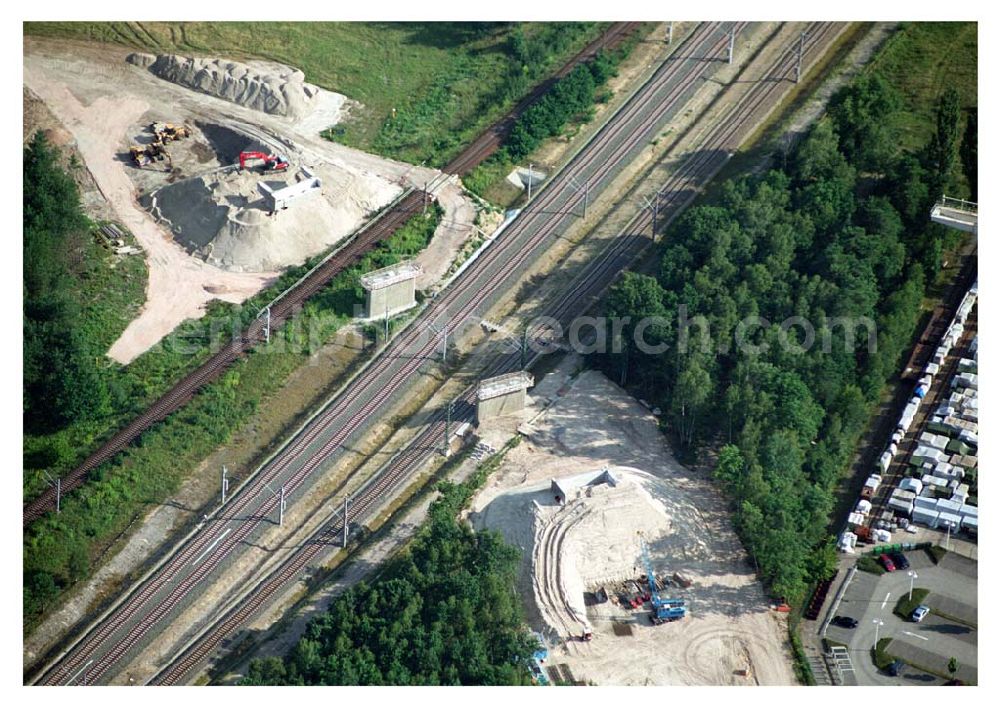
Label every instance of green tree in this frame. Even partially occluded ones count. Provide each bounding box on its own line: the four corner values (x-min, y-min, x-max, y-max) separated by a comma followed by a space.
242, 480, 535, 686
828, 73, 902, 171
672, 358, 712, 445
960, 108, 977, 200
790, 119, 846, 183
925, 87, 962, 194
23, 132, 110, 433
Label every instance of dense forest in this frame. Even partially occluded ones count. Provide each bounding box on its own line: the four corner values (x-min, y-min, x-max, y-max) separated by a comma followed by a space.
594, 72, 976, 602
23, 133, 110, 435
242, 451, 535, 685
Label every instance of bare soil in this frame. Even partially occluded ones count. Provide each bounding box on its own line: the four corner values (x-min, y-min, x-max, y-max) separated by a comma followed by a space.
22, 38, 470, 363
23, 57, 278, 364
468, 359, 797, 685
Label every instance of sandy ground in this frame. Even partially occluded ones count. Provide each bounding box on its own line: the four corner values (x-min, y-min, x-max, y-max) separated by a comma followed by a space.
23, 38, 475, 363
152, 162, 401, 273
467, 358, 796, 685
23, 60, 277, 364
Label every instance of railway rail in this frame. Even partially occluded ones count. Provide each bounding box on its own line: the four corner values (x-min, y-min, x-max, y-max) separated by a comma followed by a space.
147, 22, 847, 685
23, 22, 643, 527
443, 22, 643, 176
34, 21, 737, 686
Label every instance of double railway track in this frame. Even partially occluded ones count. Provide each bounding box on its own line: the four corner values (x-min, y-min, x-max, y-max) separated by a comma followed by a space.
24, 22, 643, 527
36, 22, 736, 686
147, 23, 847, 685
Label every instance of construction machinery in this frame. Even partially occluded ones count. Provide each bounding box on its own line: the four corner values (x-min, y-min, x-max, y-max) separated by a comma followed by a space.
129, 140, 169, 168
640, 537, 686, 625
149, 122, 191, 143
239, 150, 289, 173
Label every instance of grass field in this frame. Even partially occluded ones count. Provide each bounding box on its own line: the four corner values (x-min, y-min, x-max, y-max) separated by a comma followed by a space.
23, 22, 605, 166
867, 22, 977, 153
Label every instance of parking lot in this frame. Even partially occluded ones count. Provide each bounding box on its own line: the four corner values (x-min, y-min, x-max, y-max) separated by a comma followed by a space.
823, 548, 977, 685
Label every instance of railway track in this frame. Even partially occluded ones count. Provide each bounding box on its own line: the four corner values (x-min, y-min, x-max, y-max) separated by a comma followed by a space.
22, 188, 426, 527
23, 22, 643, 527
145, 23, 848, 685
35, 21, 737, 686
443, 22, 643, 176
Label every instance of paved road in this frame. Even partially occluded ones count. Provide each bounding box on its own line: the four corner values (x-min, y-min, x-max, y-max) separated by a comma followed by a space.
830, 549, 977, 685
36, 22, 747, 686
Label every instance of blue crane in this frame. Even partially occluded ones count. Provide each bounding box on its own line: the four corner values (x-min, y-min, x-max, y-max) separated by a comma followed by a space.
640, 537, 686, 624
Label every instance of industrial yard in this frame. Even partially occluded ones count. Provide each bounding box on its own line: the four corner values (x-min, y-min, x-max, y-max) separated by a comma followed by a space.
468, 359, 796, 685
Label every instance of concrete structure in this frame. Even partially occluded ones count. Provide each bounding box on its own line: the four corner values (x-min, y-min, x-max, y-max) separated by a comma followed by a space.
550, 467, 619, 505
359, 260, 420, 319
931, 196, 978, 234
476, 371, 534, 423
257, 168, 322, 212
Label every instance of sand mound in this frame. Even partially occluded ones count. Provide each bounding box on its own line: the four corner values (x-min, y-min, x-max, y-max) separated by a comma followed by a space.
128, 53, 320, 119
476, 467, 671, 639
148, 164, 401, 272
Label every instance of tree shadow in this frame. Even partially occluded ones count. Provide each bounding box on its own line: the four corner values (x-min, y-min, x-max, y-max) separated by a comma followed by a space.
367, 22, 511, 51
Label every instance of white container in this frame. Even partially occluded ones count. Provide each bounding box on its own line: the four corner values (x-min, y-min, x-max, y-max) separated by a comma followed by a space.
958, 504, 978, 518
936, 498, 963, 514
887, 498, 914, 516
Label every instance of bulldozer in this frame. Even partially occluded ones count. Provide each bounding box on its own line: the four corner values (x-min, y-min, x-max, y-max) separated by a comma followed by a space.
149, 122, 191, 144
129, 140, 170, 169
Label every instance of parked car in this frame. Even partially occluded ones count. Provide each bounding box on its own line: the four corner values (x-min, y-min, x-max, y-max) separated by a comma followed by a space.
911, 605, 930, 623
831, 616, 858, 629
891, 551, 910, 570
879, 554, 897, 572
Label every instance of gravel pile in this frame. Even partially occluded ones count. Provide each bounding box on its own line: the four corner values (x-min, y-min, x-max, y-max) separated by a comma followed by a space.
149, 164, 401, 273
128, 53, 320, 119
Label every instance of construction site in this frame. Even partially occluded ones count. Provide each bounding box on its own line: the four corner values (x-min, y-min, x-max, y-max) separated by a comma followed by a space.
467, 356, 796, 685
23, 37, 459, 363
